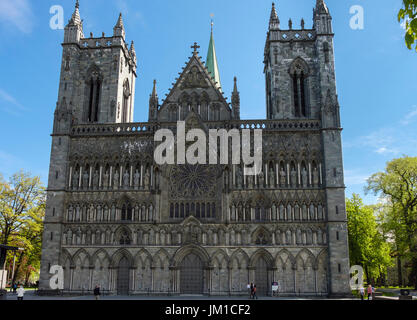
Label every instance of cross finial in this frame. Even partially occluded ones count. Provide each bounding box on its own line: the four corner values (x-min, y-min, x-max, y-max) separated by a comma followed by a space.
191, 42, 200, 54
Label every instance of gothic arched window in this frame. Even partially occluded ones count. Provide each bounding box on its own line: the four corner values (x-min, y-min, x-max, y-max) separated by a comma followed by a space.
119, 228, 131, 245
86, 66, 102, 122
121, 203, 133, 221
122, 80, 131, 123
289, 58, 310, 118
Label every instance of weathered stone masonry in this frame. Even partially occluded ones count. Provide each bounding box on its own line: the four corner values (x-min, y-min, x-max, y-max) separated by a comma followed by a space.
39, 0, 351, 296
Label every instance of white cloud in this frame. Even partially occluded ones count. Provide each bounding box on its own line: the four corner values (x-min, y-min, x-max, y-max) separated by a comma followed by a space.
344, 169, 371, 186
0, 0, 34, 34
401, 105, 417, 125
376, 147, 398, 155
0, 88, 26, 115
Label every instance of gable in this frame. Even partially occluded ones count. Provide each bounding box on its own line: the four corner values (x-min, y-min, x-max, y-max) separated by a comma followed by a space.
157, 52, 232, 122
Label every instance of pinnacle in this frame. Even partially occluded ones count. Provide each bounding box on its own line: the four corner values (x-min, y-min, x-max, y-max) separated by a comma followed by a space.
269, 2, 280, 30
315, 0, 329, 14
68, 0, 81, 25
115, 13, 124, 29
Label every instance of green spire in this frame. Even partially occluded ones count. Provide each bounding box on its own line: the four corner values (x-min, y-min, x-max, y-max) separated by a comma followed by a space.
206, 21, 222, 89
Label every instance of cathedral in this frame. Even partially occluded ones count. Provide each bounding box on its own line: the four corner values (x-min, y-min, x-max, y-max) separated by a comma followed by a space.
39, 0, 351, 297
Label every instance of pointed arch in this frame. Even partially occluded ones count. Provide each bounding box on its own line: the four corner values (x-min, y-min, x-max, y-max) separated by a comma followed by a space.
134, 248, 153, 268
249, 249, 274, 269
229, 248, 250, 269
172, 244, 210, 267
110, 248, 134, 268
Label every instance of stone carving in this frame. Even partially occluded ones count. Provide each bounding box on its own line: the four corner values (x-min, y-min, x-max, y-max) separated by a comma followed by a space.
301, 168, 308, 188
113, 170, 120, 189
93, 170, 99, 189
134, 170, 140, 189
290, 168, 297, 188
103, 171, 109, 189
123, 170, 130, 188
181, 66, 208, 89
82, 171, 89, 189
269, 168, 275, 188
280, 167, 286, 187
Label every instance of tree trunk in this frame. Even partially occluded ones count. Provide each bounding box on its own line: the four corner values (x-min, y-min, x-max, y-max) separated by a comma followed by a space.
12, 251, 24, 285
410, 257, 417, 290
397, 256, 403, 287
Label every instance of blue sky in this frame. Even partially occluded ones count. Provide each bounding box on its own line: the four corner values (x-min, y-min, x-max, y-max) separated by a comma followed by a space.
0, 0, 415, 204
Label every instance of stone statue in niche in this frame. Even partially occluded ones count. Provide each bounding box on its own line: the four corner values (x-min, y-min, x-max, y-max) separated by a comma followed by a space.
82, 171, 89, 189
123, 170, 130, 188
258, 171, 265, 188
113, 170, 120, 190
247, 174, 254, 189
269, 168, 275, 188
280, 167, 286, 187
290, 168, 297, 188
144, 169, 150, 189
301, 168, 308, 188
312, 167, 319, 186
103, 170, 109, 189
134, 170, 140, 189
73, 170, 79, 190
93, 170, 99, 189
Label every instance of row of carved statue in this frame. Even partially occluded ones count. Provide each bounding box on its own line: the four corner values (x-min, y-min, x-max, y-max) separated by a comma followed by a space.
62, 225, 328, 247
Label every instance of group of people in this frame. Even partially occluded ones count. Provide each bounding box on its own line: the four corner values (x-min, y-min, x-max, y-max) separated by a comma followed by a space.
247, 283, 258, 299
359, 285, 375, 300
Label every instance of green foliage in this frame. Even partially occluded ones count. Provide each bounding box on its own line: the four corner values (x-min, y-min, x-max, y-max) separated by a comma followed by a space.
367, 156, 417, 288
398, 0, 417, 51
347, 194, 393, 282
0, 171, 45, 284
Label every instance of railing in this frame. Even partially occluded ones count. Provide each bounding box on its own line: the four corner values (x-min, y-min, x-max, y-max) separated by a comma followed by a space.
269, 29, 317, 42
71, 119, 321, 137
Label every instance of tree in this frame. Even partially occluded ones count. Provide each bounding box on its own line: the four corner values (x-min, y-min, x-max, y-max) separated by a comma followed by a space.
0, 171, 45, 246
367, 156, 417, 289
398, 0, 417, 51
0, 171, 45, 285
347, 194, 392, 284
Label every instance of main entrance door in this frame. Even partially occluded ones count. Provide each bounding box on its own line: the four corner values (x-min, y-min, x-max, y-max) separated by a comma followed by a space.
255, 257, 269, 296
117, 257, 130, 295
180, 253, 204, 294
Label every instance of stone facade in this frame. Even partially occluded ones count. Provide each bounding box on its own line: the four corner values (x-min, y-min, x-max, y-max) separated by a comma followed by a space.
39, 1, 351, 296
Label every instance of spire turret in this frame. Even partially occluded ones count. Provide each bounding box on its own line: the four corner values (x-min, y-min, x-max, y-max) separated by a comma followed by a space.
130, 41, 137, 64
68, 0, 81, 26
206, 22, 222, 90
149, 80, 159, 122
232, 77, 240, 120
113, 13, 126, 39
315, 0, 329, 15
269, 2, 280, 30
314, 0, 332, 33
64, 0, 83, 43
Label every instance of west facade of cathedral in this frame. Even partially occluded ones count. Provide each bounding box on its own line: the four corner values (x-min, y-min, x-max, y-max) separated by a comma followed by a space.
39, 0, 351, 296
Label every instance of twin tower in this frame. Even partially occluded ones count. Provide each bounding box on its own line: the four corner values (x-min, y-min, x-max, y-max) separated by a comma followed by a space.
54, 0, 339, 130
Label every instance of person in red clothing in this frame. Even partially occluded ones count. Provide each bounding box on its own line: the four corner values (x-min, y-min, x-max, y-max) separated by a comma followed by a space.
253, 285, 258, 300
367, 284, 373, 300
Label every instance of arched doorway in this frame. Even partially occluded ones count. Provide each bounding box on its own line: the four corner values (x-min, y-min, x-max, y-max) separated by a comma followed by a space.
117, 256, 130, 295
180, 253, 204, 294
255, 256, 269, 296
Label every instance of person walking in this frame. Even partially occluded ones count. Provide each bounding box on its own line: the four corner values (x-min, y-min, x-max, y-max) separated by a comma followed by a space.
17, 285, 25, 301
253, 285, 258, 300
367, 285, 373, 300
359, 286, 365, 300
249, 283, 254, 299
94, 285, 101, 300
